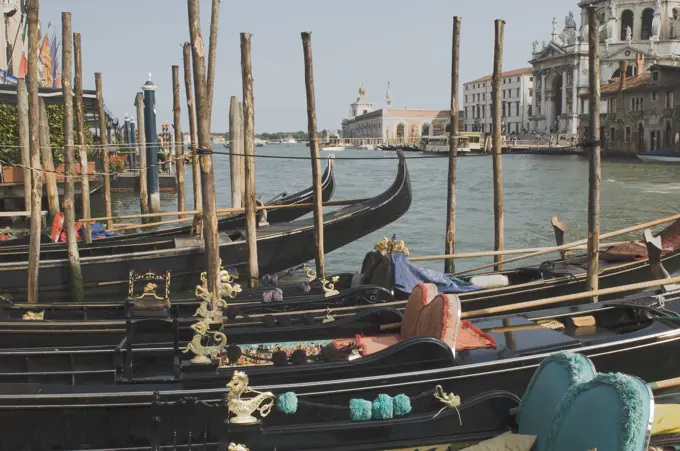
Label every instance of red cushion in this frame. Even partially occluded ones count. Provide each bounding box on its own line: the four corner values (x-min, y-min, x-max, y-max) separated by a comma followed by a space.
401, 283, 438, 339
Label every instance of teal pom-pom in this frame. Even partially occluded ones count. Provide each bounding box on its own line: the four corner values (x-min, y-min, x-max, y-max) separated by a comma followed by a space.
349, 398, 372, 421
372, 394, 394, 420
393, 394, 411, 416
277, 392, 298, 415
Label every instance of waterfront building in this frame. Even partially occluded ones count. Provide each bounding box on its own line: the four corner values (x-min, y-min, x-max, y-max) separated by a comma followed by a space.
530, 0, 680, 138
462, 68, 534, 136
341, 84, 462, 144
592, 61, 680, 155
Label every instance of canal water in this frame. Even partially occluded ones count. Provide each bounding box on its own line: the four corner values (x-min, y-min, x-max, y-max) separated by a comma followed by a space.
106, 144, 680, 273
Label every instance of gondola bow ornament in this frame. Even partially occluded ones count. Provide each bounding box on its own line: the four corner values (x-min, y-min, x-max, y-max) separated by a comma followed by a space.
227, 370, 275, 424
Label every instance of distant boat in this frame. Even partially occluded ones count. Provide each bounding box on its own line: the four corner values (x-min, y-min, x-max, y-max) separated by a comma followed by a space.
321, 145, 345, 151
285, 137, 297, 144
637, 149, 680, 163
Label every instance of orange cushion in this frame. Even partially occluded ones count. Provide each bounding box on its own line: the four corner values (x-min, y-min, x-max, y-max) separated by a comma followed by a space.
401, 283, 438, 339
356, 334, 400, 356
456, 320, 496, 351
415, 294, 461, 348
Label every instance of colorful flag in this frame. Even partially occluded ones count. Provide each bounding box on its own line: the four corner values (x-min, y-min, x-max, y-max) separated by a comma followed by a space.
40, 35, 51, 87
50, 32, 58, 87
18, 51, 27, 78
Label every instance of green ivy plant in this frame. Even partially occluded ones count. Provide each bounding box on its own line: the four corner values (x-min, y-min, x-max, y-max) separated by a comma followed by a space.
0, 104, 94, 165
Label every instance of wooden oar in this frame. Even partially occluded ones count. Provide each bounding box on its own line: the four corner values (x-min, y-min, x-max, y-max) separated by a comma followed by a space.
408, 241, 627, 262
649, 377, 680, 391
453, 212, 680, 276
462, 274, 680, 319
80, 198, 367, 224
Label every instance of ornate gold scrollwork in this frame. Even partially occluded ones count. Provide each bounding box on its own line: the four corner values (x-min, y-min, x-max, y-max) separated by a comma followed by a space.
303, 263, 317, 282
128, 270, 171, 302
22, 310, 45, 321
183, 320, 228, 364
321, 275, 340, 298
374, 237, 409, 256
227, 370, 275, 425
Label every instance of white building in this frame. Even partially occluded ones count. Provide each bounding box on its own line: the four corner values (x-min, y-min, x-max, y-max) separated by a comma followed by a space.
0, 0, 24, 82
462, 68, 534, 136
530, 0, 680, 137
341, 84, 460, 144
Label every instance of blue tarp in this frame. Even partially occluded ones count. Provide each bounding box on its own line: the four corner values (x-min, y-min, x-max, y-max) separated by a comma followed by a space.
392, 252, 482, 294
79, 222, 116, 240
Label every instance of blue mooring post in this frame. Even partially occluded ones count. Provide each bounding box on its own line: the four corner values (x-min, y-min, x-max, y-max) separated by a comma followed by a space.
142, 73, 160, 214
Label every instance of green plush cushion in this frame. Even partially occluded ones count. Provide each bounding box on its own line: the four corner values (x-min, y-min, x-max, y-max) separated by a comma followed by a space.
517, 352, 597, 451
546, 373, 652, 451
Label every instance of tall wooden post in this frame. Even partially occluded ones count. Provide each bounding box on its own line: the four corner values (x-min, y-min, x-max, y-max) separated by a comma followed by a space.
135, 93, 149, 217
188, 0, 220, 300
586, 7, 601, 300
229, 96, 243, 208
61, 12, 83, 302
241, 32, 259, 288
39, 98, 59, 219
301, 32, 325, 278
74, 33, 91, 243
17, 79, 31, 209
444, 16, 461, 274
206, 0, 220, 110
239, 101, 245, 202
491, 19, 505, 271
26, 0, 42, 304
95, 73, 112, 231
182, 42, 202, 211
172, 65, 185, 217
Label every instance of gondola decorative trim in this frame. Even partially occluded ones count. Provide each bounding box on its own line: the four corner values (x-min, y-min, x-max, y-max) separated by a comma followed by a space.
227, 370, 275, 424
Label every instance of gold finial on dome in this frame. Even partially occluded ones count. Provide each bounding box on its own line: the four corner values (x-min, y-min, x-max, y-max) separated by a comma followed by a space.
359, 82, 366, 97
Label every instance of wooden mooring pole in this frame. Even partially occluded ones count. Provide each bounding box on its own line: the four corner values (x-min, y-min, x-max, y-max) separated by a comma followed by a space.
95, 73, 113, 231
241, 32, 259, 288
17, 79, 31, 210
491, 19, 505, 271
61, 12, 83, 302
301, 32, 325, 278
172, 65, 186, 217
39, 98, 59, 219
26, 0, 42, 304
444, 16, 461, 274
586, 7, 601, 301
74, 32, 91, 243
136, 92, 149, 217
188, 0, 220, 300
229, 96, 243, 208
182, 42, 202, 211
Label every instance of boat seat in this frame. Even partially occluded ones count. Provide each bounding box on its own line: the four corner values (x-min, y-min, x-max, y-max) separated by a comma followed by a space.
545, 372, 653, 451
114, 317, 180, 382
516, 352, 597, 451
357, 250, 394, 291
357, 284, 495, 356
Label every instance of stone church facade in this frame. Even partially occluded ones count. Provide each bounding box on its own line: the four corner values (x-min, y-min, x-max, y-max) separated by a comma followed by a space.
529, 0, 680, 138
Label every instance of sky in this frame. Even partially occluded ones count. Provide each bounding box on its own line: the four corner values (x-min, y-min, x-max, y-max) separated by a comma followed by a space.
41, 0, 572, 133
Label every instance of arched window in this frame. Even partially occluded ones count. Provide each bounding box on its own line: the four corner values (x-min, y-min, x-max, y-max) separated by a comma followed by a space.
641, 8, 654, 40
620, 10, 634, 41
396, 124, 405, 138
421, 123, 431, 137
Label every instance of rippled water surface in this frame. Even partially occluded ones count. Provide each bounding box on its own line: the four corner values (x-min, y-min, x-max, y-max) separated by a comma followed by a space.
105, 145, 680, 272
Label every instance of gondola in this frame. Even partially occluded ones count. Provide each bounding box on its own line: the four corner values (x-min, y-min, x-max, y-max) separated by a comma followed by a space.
1, 282, 680, 450
0, 151, 411, 297
0, 158, 336, 249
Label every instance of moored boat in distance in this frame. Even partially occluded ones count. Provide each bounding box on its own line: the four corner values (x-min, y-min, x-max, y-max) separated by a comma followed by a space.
637, 149, 680, 163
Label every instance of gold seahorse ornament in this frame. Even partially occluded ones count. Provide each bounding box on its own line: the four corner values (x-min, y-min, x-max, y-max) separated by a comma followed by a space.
183, 320, 228, 364
193, 296, 227, 324
321, 275, 340, 297
227, 444, 249, 451
227, 370, 275, 425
